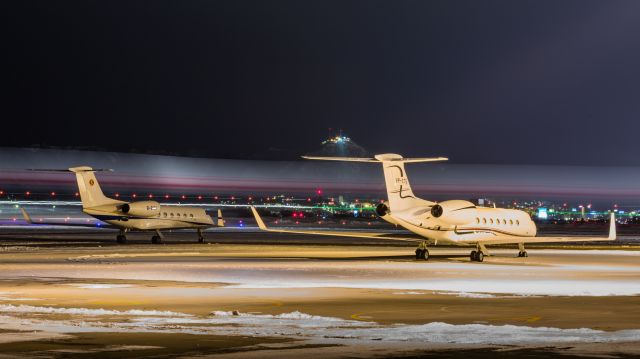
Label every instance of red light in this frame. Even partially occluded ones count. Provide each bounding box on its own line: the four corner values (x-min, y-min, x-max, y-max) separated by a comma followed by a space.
231, 196, 235, 200
214, 196, 218, 200
295, 221, 299, 224
307, 198, 311, 202
0, 190, 4, 195
132, 194, 137, 198
181, 195, 186, 199
316, 189, 322, 195
74, 192, 79, 197
50, 192, 56, 196
115, 193, 120, 198
148, 194, 153, 198
165, 194, 169, 199
248, 196, 253, 201
25, 191, 30, 196
292, 213, 298, 218
197, 195, 202, 200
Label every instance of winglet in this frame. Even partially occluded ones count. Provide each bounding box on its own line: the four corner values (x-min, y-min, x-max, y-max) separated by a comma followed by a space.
609, 212, 616, 240
250, 206, 267, 230
217, 209, 225, 227
20, 208, 33, 224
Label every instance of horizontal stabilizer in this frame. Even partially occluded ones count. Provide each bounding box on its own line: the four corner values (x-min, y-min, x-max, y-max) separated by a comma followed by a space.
302, 154, 448, 163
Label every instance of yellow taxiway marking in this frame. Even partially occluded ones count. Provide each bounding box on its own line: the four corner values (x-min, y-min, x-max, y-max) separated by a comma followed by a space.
350, 313, 374, 321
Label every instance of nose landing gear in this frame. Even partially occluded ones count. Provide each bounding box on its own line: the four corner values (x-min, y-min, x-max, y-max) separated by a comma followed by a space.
517, 243, 528, 257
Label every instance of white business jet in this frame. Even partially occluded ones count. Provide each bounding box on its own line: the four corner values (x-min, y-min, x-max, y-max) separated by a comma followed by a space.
251, 154, 615, 262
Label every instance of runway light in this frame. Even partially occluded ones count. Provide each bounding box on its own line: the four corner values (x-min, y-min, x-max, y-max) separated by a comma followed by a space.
181, 195, 186, 199
316, 189, 322, 195
197, 195, 202, 200
26, 191, 30, 196
74, 192, 79, 197
0, 190, 4, 195
132, 193, 137, 198
165, 194, 170, 199
50, 192, 56, 196
214, 196, 218, 200
148, 194, 153, 198
115, 193, 120, 198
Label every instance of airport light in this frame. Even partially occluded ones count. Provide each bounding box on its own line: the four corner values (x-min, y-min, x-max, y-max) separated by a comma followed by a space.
132, 193, 137, 198
115, 193, 120, 198
26, 191, 30, 196
197, 195, 202, 200
50, 192, 56, 196
148, 194, 153, 198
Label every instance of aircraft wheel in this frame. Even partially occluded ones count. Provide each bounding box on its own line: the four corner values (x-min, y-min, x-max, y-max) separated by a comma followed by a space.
422, 249, 429, 261
198, 236, 205, 244
151, 235, 162, 244
470, 251, 477, 261
116, 235, 127, 244
522, 251, 528, 257
415, 248, 423, 260
476, 251, 484, 262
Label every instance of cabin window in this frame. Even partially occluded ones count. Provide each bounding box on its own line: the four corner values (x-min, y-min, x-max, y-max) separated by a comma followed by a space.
476, 218, 479, 224
184, 213, 187, 217
489, 219, 494, 224
177, 213, 181, 217
190, 214, 194, 218
482, 218, 487, 224
502, 219, 506, 225
509, 219, 513, 225
516, 220, 520, 226
170, 213, 174, 217
163, 212, 167, 217
495, 218, 500, 225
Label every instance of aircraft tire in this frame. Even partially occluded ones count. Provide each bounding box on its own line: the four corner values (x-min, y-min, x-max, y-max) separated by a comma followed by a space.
116, 235, 127, 244
151, 236, 162, 244
470, 251, 477, 261
476, 252, 484, 262
422, 249, 429, 261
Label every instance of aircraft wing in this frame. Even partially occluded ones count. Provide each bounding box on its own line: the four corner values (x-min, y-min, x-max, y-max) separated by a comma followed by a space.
460, 213, 617, 246
20, 208, 114, 228
250, 207, 422, 242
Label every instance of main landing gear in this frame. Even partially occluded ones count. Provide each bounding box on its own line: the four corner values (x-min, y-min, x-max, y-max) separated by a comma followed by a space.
197, 229, 205, 244
415, 241, 429, 260
517, 243, 528, 257
151, 229, 164, 244
116, 229, 127, 244
470, 243, 488, 262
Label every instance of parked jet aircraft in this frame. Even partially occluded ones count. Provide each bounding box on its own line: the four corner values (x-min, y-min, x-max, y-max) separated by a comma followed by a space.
22, 166, 224, 244
251, 153, 616, 262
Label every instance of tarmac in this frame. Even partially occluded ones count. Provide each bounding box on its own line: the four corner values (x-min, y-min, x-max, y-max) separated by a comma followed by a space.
0, 227, 639, 358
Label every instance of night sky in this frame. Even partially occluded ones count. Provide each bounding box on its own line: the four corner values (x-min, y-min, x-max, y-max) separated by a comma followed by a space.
3, 1, 640, 165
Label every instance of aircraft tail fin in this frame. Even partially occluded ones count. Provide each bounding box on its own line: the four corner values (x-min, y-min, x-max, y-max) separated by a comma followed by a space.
302, 154, 447, 212
68, 166, 119, 209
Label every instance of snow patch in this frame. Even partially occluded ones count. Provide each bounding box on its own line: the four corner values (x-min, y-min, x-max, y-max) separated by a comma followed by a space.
0, 304, 191, 317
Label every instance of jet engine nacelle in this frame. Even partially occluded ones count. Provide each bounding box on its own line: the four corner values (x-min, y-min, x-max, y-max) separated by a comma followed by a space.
121, 201, 160, 217
376, 201, 400, 226
430, 200, 476, 225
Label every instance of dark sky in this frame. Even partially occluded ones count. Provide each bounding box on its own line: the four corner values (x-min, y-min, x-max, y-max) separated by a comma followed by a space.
3, 1, 640, 165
